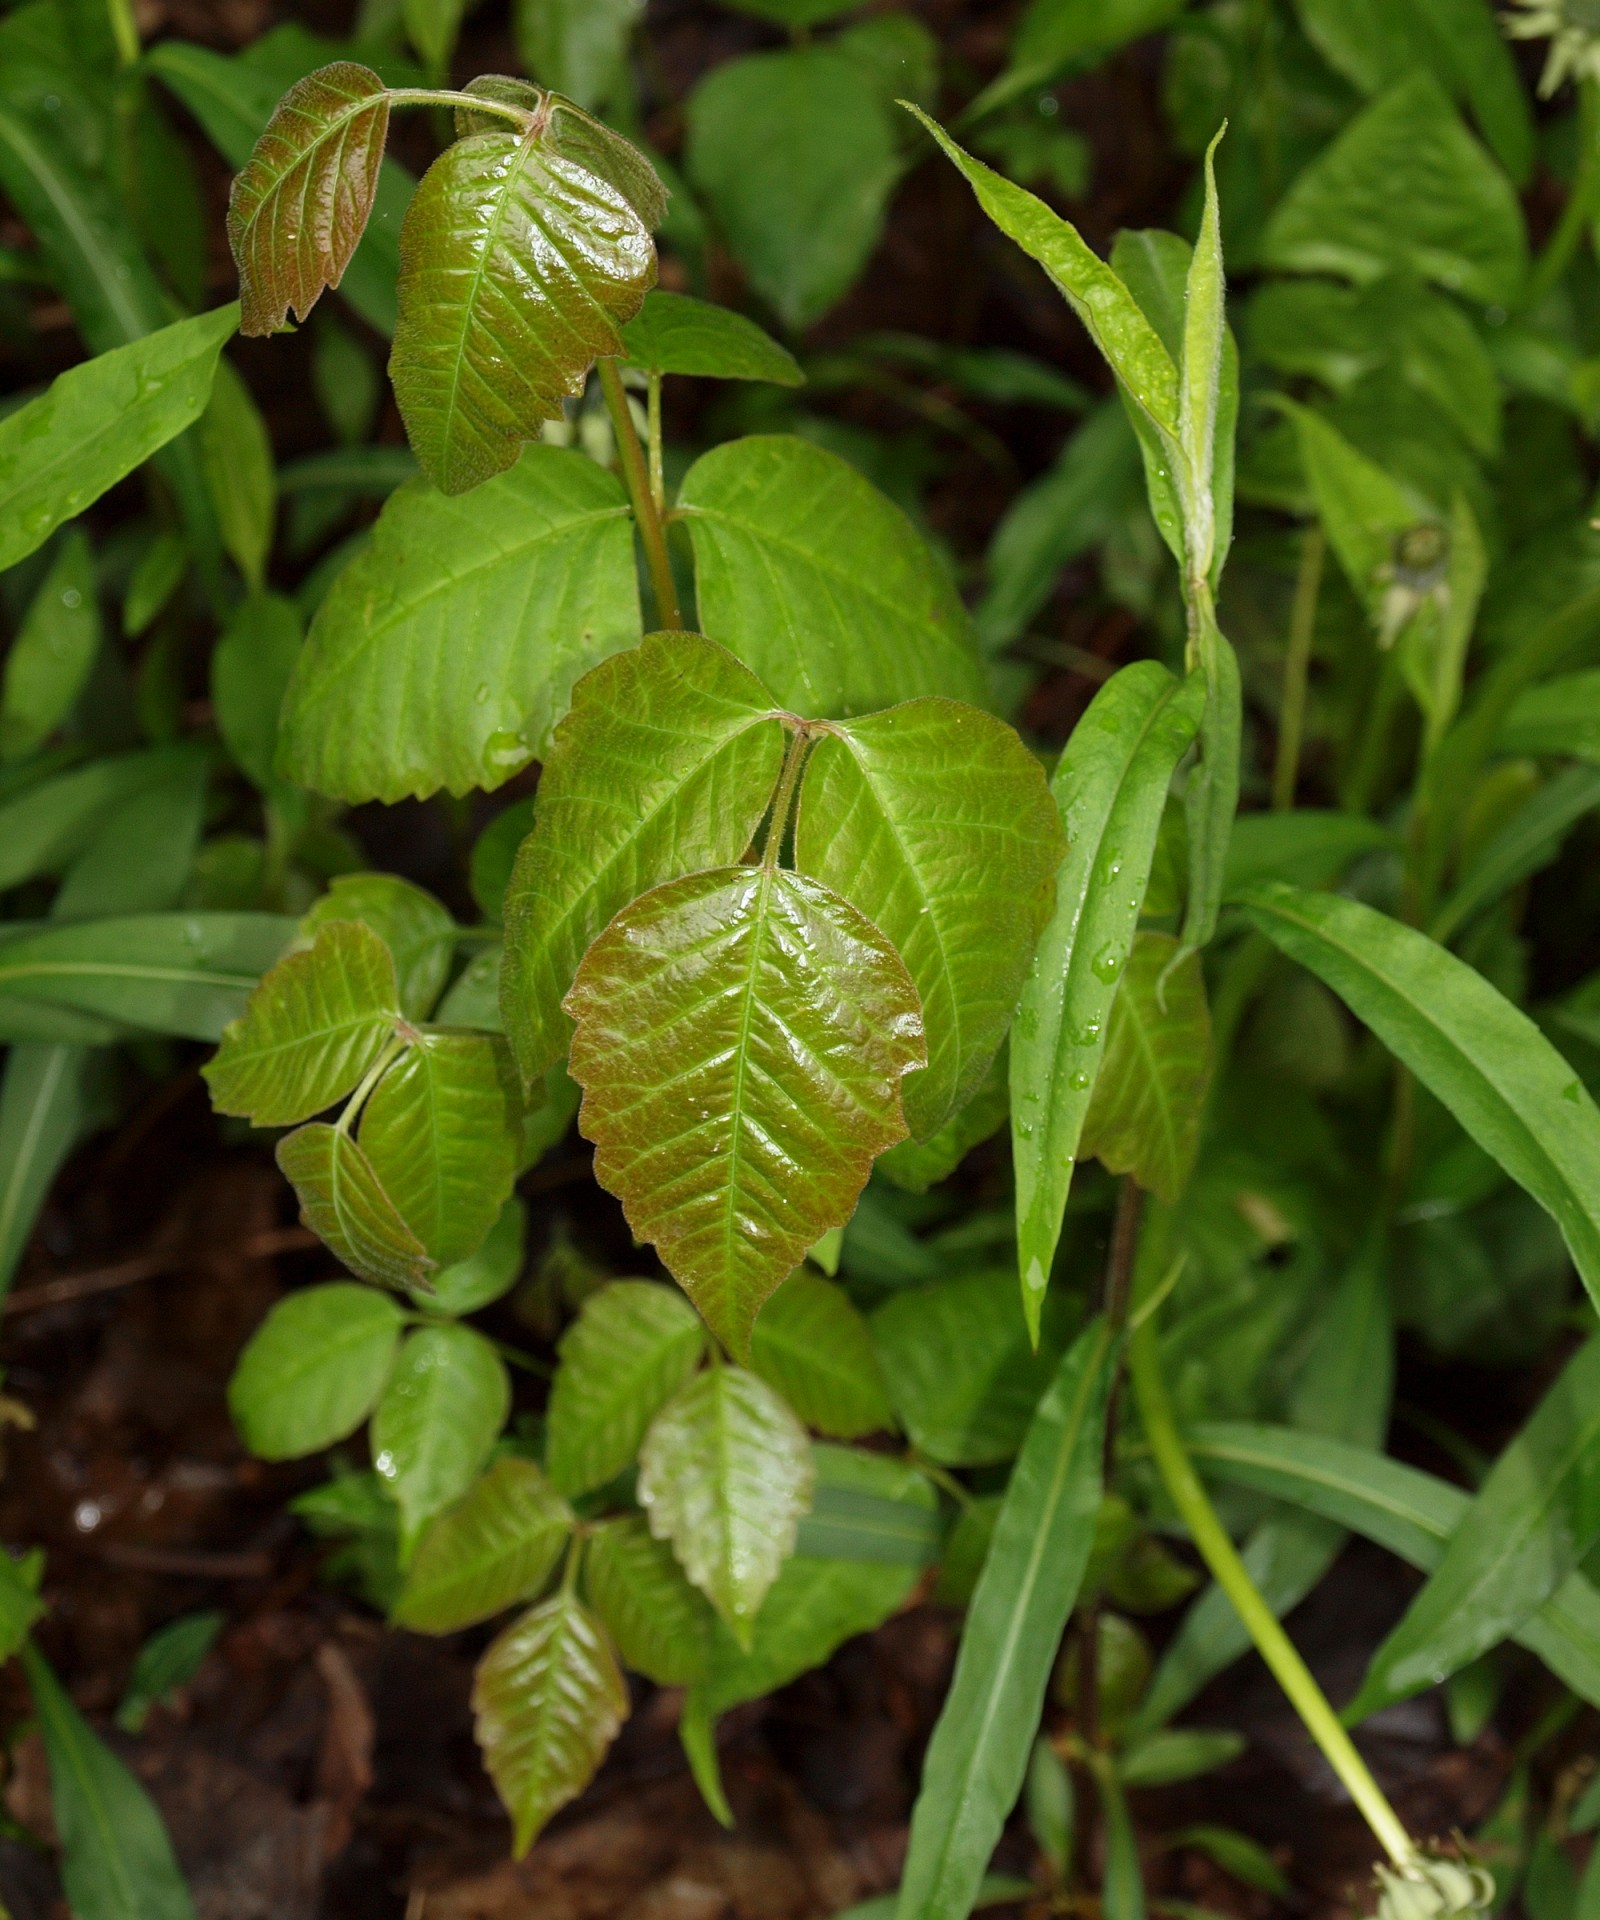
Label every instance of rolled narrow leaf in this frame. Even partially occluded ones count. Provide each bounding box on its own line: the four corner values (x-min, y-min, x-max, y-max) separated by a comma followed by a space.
394, 1457, 574, 1632
372, 1323, 511, 1553
793, 698, 1063, 1140
897, 1318, 1116, 1920
228, 1282, 404, 1460
582, 1513, 717, 1685
474, 1591, 628, 1856
276, 1121, 434, 1293
227, 62, 391, 334
1240, 881, 1600, 1313
1012, 662, 1205, 1334
565, 864, 927, 1357
500, 630, 787, 1085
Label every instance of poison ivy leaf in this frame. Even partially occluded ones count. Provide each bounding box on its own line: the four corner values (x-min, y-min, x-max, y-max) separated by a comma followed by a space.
394, 1457, 573, 1632
204, 919, 401, 1126
198, 357, 276, 592
1258, 74, 1527, 305
794, 1445, 941, 1565
898, 1320, 1115, 1920
1, 529, 100, 763
472, 1591, 628, 1857
1241, 883, 1600, 1314
499, 630, 786, 1084
1012, 662, 1205, 1335
421, 1195, 526, 1316
566, 864, 926, 1357
276, 1121, 434, 1292
302, 873, 455, 1023
637, 1364, 814, 1643
582, 1513, 716, 1685
512, 0, 643, 111
227, 61, 391, 335
229, 1281, 404, 1460
620, 290, 802, 385
545, 1279, 705, 1497
278, 446, 641, 802
749, 1270, 894, 1439
1080, 933, 1213, 1204
676, 435, 987, 719
877, 1050, 1009, 1194
360, 1031, 522, 1266
372, 1323, 511, 1553
0, 304, 236, 574
212, 592, 303, 794
685, 48, 899, 331
389, 110, 659, 494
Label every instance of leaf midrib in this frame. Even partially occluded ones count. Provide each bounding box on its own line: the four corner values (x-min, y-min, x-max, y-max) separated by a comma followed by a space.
232, 85, 385, 250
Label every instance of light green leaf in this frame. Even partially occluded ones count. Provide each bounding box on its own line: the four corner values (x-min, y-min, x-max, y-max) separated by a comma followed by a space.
1, 530, 99, 763
677, 435, 987, 718
198, 357, 275, 591
211, 591, 303, 793
204, 918, 401, 1126
1177, 129, 1227, 584
499, 630, 786, 1084
421, 1194, 526, 1316
229, 1281, 404, 1460
278, 446, 642, 802
582, 1513, 716, 1685
472, 1591, 628, 1856
750, 1270, 894, 1440
115, 1612, 224, 1737
793, 1444, 941, 1565
620, 289, 802, 385
372, 1323, 511, 1554
545, 1279, 706, 1497
1283, 401, 1423, 616
1012, 662, 1205, 1333
276, 1121, 434, 1293
301, 872, 456, 1022
565, 864, 926, 1358
897, 1319, 1115, 1920
1240, 882, 1600, 1316
512, 0, 643, 111
794, 698, 1063, 1139
637, 1364, 814, 1643
402, 0, 465, 75
0, 304, 235, 575
1119, 1730, 1246, 1787
394, 1457, 573, 1632
0, 1044, 106, 1299
1080, 932, 1212, 1204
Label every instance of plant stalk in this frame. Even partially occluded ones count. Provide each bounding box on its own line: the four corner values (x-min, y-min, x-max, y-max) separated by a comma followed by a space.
106, 0, 140, 66
647, 371, 666, 513
761, 727, 813, 868
1525, 77, 1600, 311
1128, 1313, 1417, 1871
1272, 523, 1324, 811
385, 89, 535, 125
598, 357, 682, 630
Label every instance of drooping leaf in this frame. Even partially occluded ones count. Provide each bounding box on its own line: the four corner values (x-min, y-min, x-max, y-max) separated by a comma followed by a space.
394, 1457, 573, 1632
301, 872, 456, 1022
545, 1279, 706, 1498
749, 1270, 894, 1440
372, 1323, 511, 1554
620, 289, 802, 385
472, 1591, 628, 1856
897, 1320, 1115, 1920
637, 1364, 814, 1644
278, 446, 641, 802
276, 1121, 434, 1292
1012, 662, 1205, 1334
499, 630, 786, 1084
1, 529, 100, 763
565, 864, 926, 1357
228, 1281, 404, 1460
204, 918, 402, 1126
794, 699, 1063, 1139
211, 592, 303, 794
582, 1513, 716, 1685
676, 435, 988, 718
227, 61, 391, 335
0, 1044, 106, 1300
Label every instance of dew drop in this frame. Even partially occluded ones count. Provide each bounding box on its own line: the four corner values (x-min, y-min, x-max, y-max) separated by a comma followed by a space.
1090, 946, 1123, 984
1068, 1069, 1092, 1090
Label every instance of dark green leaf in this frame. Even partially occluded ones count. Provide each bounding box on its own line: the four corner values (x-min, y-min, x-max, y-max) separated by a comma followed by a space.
115, 1612, 224, 1736
1, 529, 100, 763
0, 1549, 43, 1666
1498, 670, 1600, 764
197, 357, 275, 591
50, 747, 208, 925
877, 1049, 1009, 1194
1430, 767, 1600, 945
582, 1513, 716, 1685
792, 1443, 940, 1565
394, 1457, 573, 1632
1119, 1730, 1246, 1787
372, 1322, 511, 1553
1222, 810, 1396, 896
124, 531, 189, 639
0, 749, 194, 893
0, 1045, 106, 1298
620, 289, 802, 385
512, 0, 643, 111
276, 1121, 434, 1292
750, 1271, 894, 1440
229, 1281, 403, 1459
974, 0, 1185, 113
211, 591, 302, 793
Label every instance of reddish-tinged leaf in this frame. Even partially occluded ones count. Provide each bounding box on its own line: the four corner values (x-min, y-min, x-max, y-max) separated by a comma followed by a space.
276, 1120, 434, 1292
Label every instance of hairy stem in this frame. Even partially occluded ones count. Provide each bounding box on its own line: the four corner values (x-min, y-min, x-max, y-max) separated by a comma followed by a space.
1272, 524, 1325, 811
761, 727, 813, 869
386, 88, 536, 125
598, 357, 682, 630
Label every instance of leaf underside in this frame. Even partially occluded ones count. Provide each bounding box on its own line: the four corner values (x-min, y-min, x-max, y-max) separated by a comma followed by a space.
276, 1120, 434, 1291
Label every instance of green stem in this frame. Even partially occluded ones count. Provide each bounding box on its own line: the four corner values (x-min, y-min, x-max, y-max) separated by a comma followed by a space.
761, 726, 813, 868
336, 1032, 409, 1135
385, 88, 535, 125
106, 0, 139, 66
1128, 1314, 1417, 1871
646, 370, 665, 514
598, 357, 682, 630
1525, 77, 1600, 311
1272, 524, 1324, 812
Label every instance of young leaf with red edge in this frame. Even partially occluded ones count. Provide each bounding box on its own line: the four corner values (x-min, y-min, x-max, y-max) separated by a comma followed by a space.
276, 1120, 434, 1292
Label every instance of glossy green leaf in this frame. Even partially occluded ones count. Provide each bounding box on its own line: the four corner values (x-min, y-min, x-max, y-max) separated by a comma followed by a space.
372, 1323, 511, 1553
566, 864, 926, 1358
279, 446, 641, 802
301, 872, 455, 1022
1431, 767, 1600, 945
115, 1612, 224, 1737
0, 1044, 105, 1299
1241, 882, 1600, 1314
228, 1281, 404, 1460
1258, 74, 1527, 305
500, 630, 786, 1084
1, 530, 99, 763
1499, 670, 1600, 763
677, 435, 987, 718
637, 1364, 814, 1643
204, 918, 401, 1126
513, 0, 643, 111
276, 1121, 434, 1292
211, 591, 303, 794
620, 290, 802, 385
1222, 810, 1396, 896
545, 1278, 706, 1497
749, 1270, 894, 1440
794, 699, 1063, 1139
227, 60, 390, 335
420, 1194, 526, 1316
23, 1643, 196, 1920
897, 1319, 1115, 1920
198, 357, 275, 591
472, 1591, 628, 1857
1012, 662, 1205, 1332
0, 305, 232, 576
1080, 933, 1212, 1204
793, 1444, 941, 1565
582, 1513, 716, 1685
394, 1457, 573, 1632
